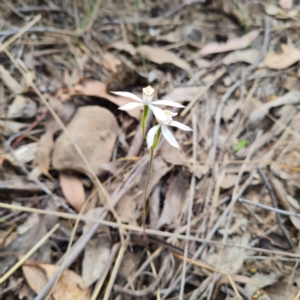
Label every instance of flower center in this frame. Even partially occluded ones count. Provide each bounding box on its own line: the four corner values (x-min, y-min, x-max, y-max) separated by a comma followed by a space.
143, 86, 155, 105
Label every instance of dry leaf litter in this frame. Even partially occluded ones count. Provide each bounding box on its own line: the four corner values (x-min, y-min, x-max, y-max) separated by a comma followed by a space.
2, 0, 300, 299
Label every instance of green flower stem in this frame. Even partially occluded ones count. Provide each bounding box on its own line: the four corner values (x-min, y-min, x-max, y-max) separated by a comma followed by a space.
142, 105, 149, 139
142, 127, 161, 240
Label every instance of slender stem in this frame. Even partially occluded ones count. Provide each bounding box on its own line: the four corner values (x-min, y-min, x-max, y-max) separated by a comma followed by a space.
141, 127, 161, 243
142, 105, 149, 139
142, 147, 154, 233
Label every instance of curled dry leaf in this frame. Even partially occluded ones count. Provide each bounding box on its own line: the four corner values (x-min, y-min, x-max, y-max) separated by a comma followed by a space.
36, 130, 55, 178
223, 49, 260, 65
59, 173, 85, 212
245, 272, 281, 297
137, 46, 191, 71
7, 95, 37, 118
3, 142, 37, 168
264, 44, 300, 69
248, 91, 300, 127
109, 41, 136, 56
0, 65, 23, 94
102, 52, 122, 73
0, 119, 27, 134
52, 106, 119, 176
23, 264, 91, 300
56, 80, 142, 119
265, 4, 296, 18
156, 25, 199, 44
199, 30, 259, 55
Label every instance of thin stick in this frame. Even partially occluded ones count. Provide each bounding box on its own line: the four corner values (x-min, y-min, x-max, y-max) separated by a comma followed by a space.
2, 202, 300, 258
248, 16, 271, 71
102, 238, 128, 300
257, 166, 294, 249
0, 14, 41, 52
0, 223, 60, 284
179, 112, 197, 298
239, 198, 300, 218
142, 147, 154, 236
294, 290, 300, 300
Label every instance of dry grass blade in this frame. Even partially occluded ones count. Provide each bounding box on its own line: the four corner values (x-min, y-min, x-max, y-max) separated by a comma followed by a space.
179, 112, 197, 298
90, 242, 121, 300
0, 223, 60, 284
2, 202, 300, 259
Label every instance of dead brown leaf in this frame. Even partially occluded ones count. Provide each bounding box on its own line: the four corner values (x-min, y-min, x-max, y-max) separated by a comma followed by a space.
41, 264, 91, 300
36, 130, 55, 178
22, 265, 49, 297
52, 106, 119, 176
199, 30, 259, 55
223, 49, 260, 65
102, 52, 122, 73
56, 80, 142, 120
264, 44, 300, 69
137, 46, 191, 71
115, 191, 138, 225
59, 173, 85, 212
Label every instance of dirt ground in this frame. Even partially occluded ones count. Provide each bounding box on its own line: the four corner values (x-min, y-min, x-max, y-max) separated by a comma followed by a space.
2, 0, 300, 299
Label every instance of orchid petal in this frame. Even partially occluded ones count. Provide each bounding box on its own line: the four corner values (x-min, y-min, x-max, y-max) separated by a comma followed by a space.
118, 102, 143, 111
163, 110, 178, 117
149, 104, 167, 121
147, 125, 160, 149
111, 91, 142, 102
170, 121, 193, 131
161, 125, 180, 149
152, 100, 185, 108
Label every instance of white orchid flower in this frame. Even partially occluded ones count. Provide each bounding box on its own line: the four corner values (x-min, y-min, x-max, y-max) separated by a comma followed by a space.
111, 86, 184, 121
147, 110, 192, 149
